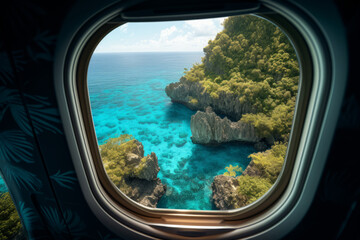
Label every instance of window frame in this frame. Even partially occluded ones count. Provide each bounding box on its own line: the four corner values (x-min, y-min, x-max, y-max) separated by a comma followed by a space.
54, 0, 347, 238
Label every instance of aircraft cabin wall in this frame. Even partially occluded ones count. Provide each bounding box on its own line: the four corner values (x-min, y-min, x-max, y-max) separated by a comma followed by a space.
0, 0, 359, 239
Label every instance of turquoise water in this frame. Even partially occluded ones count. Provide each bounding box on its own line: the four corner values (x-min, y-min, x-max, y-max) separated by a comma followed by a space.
0, 176, 7, 193
88, 52, 256, 210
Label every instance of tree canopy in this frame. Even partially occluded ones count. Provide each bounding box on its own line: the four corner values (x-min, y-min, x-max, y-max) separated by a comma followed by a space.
228, 142, 287, 207
206, 15, 299, 207
184, 15, 299, 140
100, 134, 137, 189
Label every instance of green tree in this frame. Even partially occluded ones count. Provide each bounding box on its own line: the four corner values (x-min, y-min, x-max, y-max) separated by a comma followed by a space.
183, 15, 299, 141
223, 164, 243, 177
233, 142, 288, 206
247, 142, 287, 183
236, 175, 272, 205
100, 134, 137, 188
100, 134, 154, 197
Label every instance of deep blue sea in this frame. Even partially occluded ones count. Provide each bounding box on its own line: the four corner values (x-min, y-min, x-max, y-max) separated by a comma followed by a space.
88, 52, 255, 210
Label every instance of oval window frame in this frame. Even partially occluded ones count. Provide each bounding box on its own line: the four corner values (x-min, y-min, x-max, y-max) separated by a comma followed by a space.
55, 0, 344, 238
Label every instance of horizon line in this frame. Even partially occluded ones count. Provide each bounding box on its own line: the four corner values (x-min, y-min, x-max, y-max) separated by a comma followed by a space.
93, 51, 204, 53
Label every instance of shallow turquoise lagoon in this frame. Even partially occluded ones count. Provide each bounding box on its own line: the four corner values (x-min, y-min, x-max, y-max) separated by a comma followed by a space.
88, 52, 256, 210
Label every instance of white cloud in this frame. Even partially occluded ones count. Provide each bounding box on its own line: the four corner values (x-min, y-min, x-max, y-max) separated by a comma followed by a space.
160, 26, 177, 39
119, 24, 128, 33
216, 17, 227, 25
184, 19, 220, 37
95, 18, 228, 52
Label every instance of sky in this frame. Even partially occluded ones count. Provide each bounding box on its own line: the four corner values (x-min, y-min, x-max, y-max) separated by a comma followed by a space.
94, 17, 227, 53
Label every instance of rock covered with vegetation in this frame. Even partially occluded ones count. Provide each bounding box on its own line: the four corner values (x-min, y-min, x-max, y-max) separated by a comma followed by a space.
166, 15, 299, 143
212, 142, 287, 209
100, 135, 166, 208
165, 77, 255, 120
211, 175, 245, 210
165, 14, 299, 209
190, 106, 260, 144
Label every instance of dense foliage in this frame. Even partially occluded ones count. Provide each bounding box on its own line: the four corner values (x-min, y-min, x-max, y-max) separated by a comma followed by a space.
100, 134, 148, 194
184, 15, 299, 140
183, 15, 298, 208
0, 193, 21, 240
236, 175, 273, 205
234, 142, 287, 207
247, 142, 287, 183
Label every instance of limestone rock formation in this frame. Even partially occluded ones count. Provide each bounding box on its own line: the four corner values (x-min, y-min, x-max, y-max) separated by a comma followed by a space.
211, 175, 246, 210
165, 77, 255, 120
241, 161, 262, 178
118, 140, 165, 208
211, 159, 269, 210
190, 107, 260, 144
124, 178, 167, 208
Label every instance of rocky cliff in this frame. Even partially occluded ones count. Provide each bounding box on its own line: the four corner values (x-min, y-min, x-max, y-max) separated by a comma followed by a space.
111, 140, 166, 208
211, 175, 246, 210
211, 150, 278, 210
124, 178, 166, 208
211, 162, 260, 210
165, 77, 255, 121
125, 141, 160, 181
190, 107, 260, 144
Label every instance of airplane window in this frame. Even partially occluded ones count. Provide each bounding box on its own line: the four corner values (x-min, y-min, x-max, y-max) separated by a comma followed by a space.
86, 14, 300, 211
0, 176, 24, 239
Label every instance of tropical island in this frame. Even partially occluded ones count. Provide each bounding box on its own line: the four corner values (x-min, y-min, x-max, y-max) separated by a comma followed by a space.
166, 15, 299, 209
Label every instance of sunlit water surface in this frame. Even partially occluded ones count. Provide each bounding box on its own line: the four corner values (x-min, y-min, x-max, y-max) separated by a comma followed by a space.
88, 52, 256, 210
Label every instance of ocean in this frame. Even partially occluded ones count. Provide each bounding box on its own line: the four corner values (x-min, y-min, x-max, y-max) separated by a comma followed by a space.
87, 52, 256, 210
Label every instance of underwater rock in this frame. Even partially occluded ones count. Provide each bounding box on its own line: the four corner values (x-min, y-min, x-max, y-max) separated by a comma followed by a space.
163, 135, 174, 142
179, 132, 188, 138
190, 107, 260, 144
198, 173, 206, 181
165, 77, 255, 120
175, 139, 187, 147
138, 130, 147, 136
125, 178, 166, 208
166, 186, 174, 197
211, 175, 246, 210
177, 157, 188, 168
151, 138, 161, 146
105, 122, 116, 128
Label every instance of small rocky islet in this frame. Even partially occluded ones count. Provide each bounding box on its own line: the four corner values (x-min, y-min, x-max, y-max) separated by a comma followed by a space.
100, 136, 166, 208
